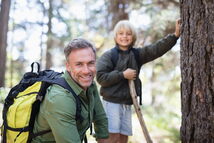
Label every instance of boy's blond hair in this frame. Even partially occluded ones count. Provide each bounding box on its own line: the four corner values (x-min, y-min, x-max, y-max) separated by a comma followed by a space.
113, 20, 137, 46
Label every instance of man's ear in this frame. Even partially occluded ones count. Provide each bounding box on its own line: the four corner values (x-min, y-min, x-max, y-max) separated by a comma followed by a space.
65, 61, 70, 72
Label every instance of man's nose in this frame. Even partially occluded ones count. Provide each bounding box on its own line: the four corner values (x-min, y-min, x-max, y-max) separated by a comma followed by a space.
82, 65, 90, 73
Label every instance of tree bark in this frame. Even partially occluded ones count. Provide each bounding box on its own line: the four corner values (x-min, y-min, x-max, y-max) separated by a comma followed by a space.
180, 0, 214, 142
0, 0, 11, 87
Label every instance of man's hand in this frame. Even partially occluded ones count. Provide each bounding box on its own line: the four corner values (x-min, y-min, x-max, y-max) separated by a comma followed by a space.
174, 18, 181, 38
123, 68, 136, 80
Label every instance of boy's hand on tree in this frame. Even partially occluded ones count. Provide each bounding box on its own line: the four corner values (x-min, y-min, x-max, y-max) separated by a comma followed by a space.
123, 68, 136, 80
174, 18, 181, 38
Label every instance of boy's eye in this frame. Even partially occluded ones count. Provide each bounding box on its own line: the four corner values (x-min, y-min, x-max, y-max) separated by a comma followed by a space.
117, 31, 132, 36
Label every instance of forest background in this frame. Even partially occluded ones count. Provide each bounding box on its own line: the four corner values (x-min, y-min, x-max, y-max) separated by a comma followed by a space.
0, 0, 181, 142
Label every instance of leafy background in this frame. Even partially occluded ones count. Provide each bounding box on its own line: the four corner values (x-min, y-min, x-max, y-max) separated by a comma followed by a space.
0, 0, 181, 142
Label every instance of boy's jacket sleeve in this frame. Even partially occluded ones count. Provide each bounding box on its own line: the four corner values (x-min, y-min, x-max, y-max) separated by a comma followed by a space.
138, 34, 178, 65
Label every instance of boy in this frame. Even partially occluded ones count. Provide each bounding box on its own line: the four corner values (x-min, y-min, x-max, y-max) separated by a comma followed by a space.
96, 19, 180, 143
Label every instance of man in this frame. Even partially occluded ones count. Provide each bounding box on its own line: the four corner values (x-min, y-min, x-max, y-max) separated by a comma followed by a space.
32, 38, 109, 143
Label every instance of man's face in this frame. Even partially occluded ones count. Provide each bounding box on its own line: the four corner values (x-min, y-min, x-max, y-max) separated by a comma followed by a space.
66, 48, 96, 90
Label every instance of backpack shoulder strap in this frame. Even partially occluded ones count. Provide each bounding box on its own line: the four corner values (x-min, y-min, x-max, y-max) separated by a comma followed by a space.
131, 48, 140, 69
130, 48, 142, 105
51, 78, 83, 122
110, 47, 119, 68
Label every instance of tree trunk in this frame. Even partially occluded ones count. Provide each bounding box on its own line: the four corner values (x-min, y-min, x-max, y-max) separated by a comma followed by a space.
180, 0, 214, 142
45, 0, 53, 69
108, 0, 129, 30
0, 0, 11, 87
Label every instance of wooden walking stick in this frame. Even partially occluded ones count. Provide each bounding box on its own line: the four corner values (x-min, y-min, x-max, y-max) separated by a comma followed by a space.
129, 80, 153, 143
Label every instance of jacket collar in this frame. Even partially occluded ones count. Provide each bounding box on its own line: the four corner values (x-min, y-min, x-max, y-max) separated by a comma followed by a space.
63, 71, 85, 96
115, 45, 133, 53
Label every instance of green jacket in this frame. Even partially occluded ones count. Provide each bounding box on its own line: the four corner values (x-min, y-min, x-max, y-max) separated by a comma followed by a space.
32, 71, 108, 143
96, 34, 178, 105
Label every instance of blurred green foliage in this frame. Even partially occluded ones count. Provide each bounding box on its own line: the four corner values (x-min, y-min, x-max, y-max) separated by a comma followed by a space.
1, 0, 181, 142
0, 87, 10, 103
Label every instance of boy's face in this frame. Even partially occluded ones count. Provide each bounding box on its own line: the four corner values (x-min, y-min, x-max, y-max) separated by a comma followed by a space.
115, 28, 133, 50
66, 48, 96, 90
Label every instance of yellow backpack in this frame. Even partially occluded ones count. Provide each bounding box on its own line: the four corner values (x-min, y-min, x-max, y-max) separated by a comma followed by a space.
1, 62, 82, 143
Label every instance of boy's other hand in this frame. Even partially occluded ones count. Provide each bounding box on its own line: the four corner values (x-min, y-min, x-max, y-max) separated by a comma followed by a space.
123, 68, 136, 80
